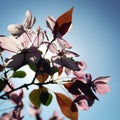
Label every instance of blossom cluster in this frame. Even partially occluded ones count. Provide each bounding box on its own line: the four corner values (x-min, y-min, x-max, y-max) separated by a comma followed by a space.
0, 8, 110, 120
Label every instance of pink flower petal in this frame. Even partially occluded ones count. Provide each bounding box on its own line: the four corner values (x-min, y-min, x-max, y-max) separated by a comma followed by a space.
46, 16, 56, 31
18, 33, 30, 48
78, 100, 89, 110
65, 68, 71, 75
0, 112, 12, 120
57, 38, 72, 49
94, 82, 111, 95
43, 42, 59, 54
28, 102, 41, 117
77, 61, 87, 71
52, 111, 64, 120
49, 43, 59, 54
23, 10, 36, 29
4, 81, 14, 92
32, 32, 44, 48
10, 89, 24, 105
18, 31, 35, 49
0, 36, 19, 52
94, 76, 111, 83
73, 71, 85, 79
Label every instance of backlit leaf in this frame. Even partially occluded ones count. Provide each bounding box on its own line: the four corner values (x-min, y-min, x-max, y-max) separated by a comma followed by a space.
37, 58, 51, 74
0, 64, 4, 72
29, 63, 37, 71
50, 66, 58, 75
53, 7, 73, 37
40, 92, 53, 106
0, 80, 6, 93
29, 87, 48, 108
36, 73, 49, 83
55, 92, 78, 120
54, 57, 80, 71
29, 89, 41, 108
12, 70, 26, 78
58, 67, 63, 76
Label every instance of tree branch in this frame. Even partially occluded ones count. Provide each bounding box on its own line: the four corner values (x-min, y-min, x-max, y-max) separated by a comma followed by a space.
0, 79, 55, 100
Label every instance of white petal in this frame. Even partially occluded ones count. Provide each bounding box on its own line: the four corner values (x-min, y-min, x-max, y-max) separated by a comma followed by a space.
23, 10, 35, 29
32, 32, 44, 48
46, 16, 56, 31
30, 17, 36, 28
0, 36, 19, 52
17, 33, 30, 49
7, 24, 24, 36
57, 38, 72, 49
43, 42, 58, 54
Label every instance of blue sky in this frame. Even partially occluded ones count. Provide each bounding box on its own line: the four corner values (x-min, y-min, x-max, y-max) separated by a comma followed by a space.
0, 0, 120, 120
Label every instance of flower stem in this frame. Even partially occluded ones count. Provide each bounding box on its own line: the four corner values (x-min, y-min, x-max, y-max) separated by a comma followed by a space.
43, 38, 55, 58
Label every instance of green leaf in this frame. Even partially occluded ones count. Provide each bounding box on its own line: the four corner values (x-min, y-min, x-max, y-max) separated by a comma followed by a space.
50, 66, 58, 75
12, 70, 26, 78
29, 89, 41, 108
28, 63, 37, 72
29, 87, 49, 108
0, 80, 6, 93
40, 92, 53, 106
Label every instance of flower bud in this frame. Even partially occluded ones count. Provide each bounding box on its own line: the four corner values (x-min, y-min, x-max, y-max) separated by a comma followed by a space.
7, 24, 24, 36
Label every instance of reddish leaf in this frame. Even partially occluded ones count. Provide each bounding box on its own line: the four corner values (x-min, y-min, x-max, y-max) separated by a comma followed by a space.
36, 72, 49, 83
0, 64, 4, 72
58, 67, 63, 76
53, 7, 73, 37
55, 92, 78, 120
64, 82, 72, 89
64, 81, 82, 95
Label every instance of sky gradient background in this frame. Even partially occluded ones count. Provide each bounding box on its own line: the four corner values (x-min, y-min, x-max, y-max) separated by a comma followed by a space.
0, 0, 120, 120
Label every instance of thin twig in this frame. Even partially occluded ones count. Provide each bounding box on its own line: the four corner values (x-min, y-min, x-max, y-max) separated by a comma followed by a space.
43, 38, 55, 57
0, 79, 55, 100
0, 55, 14, 90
